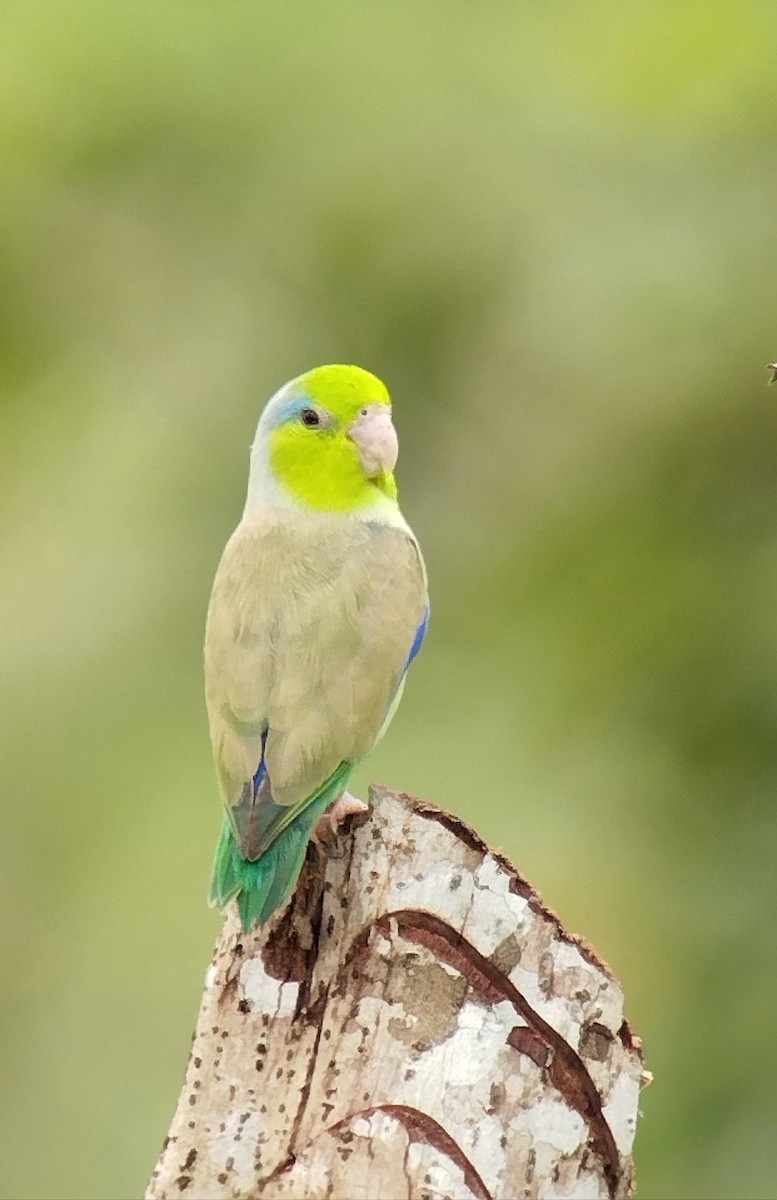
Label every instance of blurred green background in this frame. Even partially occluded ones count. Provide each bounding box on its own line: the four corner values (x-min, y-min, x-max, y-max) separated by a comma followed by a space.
1, 2, 776, 1197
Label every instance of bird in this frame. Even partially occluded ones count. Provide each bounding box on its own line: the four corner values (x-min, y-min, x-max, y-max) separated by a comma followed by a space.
204, 364, 429, 929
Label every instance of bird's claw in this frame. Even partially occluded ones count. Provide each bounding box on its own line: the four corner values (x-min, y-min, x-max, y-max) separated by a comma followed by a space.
314, 791, 369, 843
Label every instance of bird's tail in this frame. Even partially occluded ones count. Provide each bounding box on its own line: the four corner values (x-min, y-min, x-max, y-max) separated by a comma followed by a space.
209, 766, 352, 929
209, 817, 313, 929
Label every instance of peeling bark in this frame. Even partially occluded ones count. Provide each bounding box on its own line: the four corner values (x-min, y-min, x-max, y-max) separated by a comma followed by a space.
147, 787, 648, 1200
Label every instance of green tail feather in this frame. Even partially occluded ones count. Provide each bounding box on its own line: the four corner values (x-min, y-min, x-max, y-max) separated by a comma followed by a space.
209, 766, 354, 929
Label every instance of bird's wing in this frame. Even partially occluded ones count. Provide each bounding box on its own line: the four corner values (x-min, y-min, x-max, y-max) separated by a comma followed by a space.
204, 515, 428, 859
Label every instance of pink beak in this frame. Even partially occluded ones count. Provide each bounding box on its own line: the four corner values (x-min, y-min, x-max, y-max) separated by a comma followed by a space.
347, 405, 399, 478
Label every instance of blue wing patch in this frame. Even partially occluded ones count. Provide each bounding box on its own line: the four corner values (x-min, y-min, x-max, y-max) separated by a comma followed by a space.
252, 727, 269, 796
405, 604, 429, 672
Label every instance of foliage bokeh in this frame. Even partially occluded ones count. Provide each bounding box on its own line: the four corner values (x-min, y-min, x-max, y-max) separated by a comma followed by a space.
1, 3, 776, 1197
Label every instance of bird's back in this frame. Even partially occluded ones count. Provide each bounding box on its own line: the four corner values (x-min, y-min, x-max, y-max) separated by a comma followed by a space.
205, 508, 427, 824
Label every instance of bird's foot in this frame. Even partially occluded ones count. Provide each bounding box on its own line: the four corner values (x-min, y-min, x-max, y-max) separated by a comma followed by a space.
314, 791, 369, 844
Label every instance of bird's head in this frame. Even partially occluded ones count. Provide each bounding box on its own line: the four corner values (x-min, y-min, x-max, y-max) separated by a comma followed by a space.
249, 364, 400, 512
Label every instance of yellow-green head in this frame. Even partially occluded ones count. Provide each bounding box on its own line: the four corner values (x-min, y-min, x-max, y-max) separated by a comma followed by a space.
252, 364, 399, 512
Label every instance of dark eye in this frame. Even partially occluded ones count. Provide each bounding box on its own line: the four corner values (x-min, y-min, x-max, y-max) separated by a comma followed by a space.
300, 408, 320, 428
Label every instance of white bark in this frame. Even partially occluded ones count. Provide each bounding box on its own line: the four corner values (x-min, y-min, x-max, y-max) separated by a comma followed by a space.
147, 787, 648, 1200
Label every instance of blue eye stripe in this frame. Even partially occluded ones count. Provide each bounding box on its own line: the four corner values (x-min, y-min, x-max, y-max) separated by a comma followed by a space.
270, 392, 310, 427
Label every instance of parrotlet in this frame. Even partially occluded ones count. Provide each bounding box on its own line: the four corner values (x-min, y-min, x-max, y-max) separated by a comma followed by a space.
205, 364, 429, 929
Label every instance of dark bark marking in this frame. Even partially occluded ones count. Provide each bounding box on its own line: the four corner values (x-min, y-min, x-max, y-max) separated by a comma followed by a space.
330, 1103, 493, 1200
371, 908, 622, 1198
508, 1025, 551, 1070
580, 1021, 614, 1062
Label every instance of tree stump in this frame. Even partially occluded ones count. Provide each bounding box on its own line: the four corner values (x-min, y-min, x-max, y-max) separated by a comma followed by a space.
147, 787, 648, 1200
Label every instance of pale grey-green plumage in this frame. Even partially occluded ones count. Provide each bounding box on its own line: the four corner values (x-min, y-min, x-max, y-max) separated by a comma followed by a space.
205, 507, 427, 861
